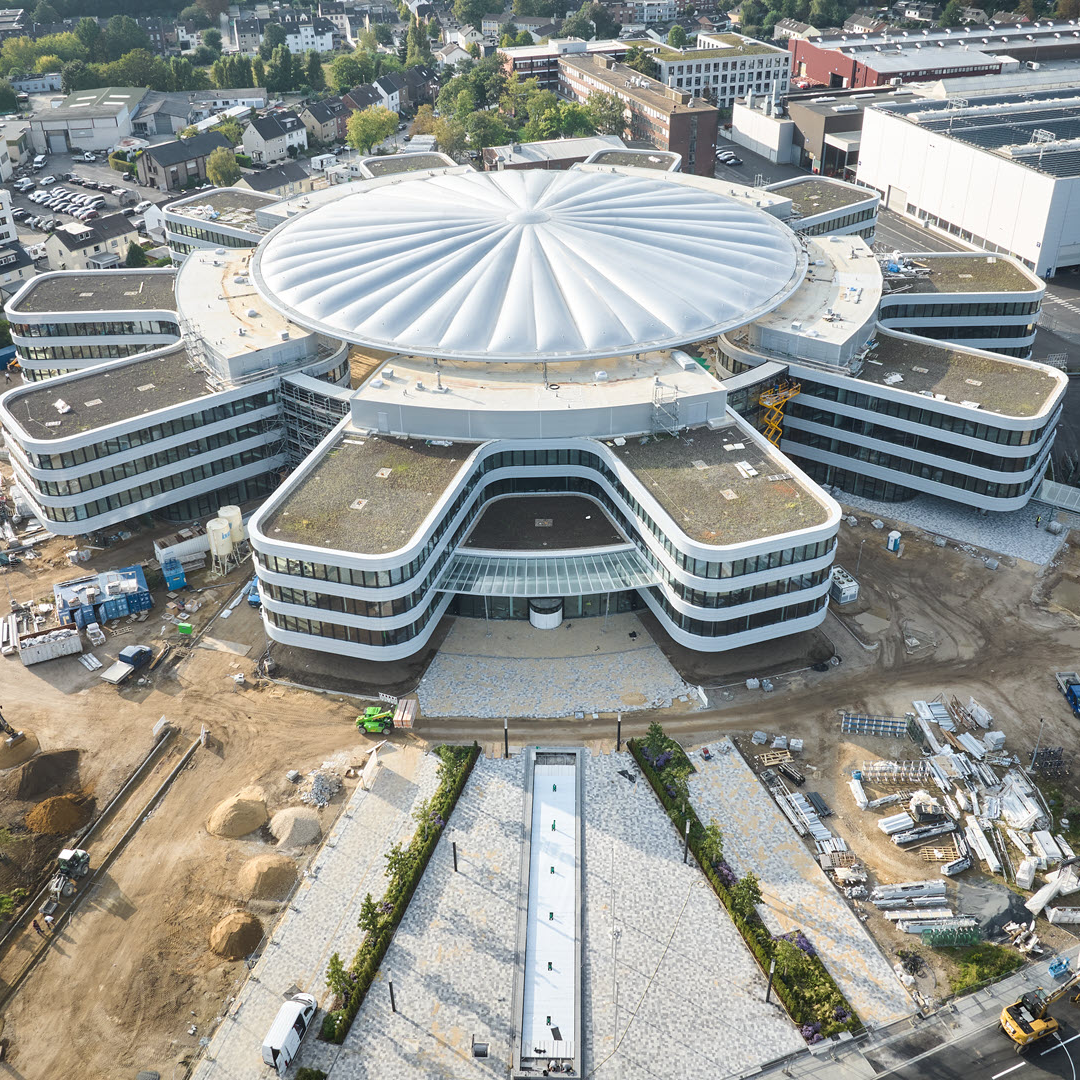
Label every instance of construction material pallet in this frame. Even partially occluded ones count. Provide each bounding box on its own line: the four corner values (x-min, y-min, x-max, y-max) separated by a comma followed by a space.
841, 712, 915, 739
759, 750, 792, 766
919, 840, 960, 862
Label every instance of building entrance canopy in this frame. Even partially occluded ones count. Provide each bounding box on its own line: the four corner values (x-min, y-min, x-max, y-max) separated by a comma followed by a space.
434, 547, 661, 597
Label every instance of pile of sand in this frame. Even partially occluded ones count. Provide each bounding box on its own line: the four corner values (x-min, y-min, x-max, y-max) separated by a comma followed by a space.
26, 793, 91, 835
208, 911, 263, 959
9, 749, 80, 799
237, 853, 296, 900
269, 807, 321, 849
206, 786, 268, 838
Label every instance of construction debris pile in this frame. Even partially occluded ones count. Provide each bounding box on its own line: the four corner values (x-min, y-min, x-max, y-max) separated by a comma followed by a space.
297, 752, 352, 808
868, 879, 979, 940
846, 693, 1080, 939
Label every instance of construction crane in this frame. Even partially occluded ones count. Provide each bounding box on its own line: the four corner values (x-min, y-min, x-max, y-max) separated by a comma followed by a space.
1000, 966, 1080, 1052
758, 380, 801, 446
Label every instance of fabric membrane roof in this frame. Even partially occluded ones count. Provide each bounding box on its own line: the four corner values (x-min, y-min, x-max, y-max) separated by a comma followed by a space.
434, 547, 661, 596
252, 169, 806, 362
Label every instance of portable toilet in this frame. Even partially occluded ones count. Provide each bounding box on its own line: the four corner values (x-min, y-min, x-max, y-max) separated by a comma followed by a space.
162, 558, 187, 590
887, 530, 901, 552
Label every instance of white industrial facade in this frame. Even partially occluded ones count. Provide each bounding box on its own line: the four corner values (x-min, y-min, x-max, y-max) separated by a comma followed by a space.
856, 90, 1080, 277
0, 168, 1066, 663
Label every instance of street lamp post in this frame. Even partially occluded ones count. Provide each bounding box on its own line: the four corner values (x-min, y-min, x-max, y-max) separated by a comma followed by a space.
855, 538, 868, 576
388, 970, 397, 1013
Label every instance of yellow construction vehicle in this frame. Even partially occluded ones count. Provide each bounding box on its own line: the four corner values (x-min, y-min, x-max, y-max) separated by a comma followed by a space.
1000, 971, 1080, 1052
758, 380, 801, 446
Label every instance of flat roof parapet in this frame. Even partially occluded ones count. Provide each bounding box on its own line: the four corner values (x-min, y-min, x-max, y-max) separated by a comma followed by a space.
264, 433, 473, 554
861, 331, 1063, 417
766, 177, 877, 217
881, 253, 1042, 295
614, 422, 832, 546
10, 269, 177, 314
5, 348, 209, 440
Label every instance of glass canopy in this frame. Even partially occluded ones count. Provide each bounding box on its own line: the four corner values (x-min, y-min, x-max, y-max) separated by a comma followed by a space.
434, 547, 662, 597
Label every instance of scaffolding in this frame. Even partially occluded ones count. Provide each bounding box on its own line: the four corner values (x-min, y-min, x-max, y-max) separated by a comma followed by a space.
279, 375, 351, 465
652, 377, 680, 436
859, 759, 933, 787
758, 380, 801, 446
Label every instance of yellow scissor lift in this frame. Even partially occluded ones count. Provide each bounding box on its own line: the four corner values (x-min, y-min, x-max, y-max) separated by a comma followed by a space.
758, 380, 801, 446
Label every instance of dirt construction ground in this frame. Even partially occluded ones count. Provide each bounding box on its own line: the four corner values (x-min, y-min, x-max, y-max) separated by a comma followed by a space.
1, 505, 1080, 1076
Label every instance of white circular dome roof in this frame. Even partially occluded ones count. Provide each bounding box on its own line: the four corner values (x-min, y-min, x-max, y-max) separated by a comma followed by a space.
252, 169, 805, 363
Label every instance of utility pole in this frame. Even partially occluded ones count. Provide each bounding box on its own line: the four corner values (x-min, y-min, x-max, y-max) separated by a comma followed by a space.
388, 970, 397, 1013
683, 818, 690, 863
616, 712, 622, 752
1030, 716, 1047, 770
766, 958, 776, 1003
504, 717, 509, 759
452, 831, 458, 873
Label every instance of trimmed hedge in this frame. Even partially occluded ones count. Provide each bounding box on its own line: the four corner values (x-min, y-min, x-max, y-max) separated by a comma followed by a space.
320, 743, 481, 1043
108, 152, 135, 174
628, 736, 860, 1042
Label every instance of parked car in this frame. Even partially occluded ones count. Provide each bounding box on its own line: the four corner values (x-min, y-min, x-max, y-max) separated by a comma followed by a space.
13, 177, 33, 192
134, 200, 152, 213
75, 151, 96, 163
38, 175, 56, 185
31, 154, 46, 170
109, 187, 125, 197
726, 156, 743, 166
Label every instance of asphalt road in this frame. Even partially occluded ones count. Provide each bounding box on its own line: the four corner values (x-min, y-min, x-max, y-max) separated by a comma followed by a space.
881, 1014, 1080, 1080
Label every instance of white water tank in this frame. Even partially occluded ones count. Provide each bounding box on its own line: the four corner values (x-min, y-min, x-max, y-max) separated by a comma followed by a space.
218, 505, 244, 544
207, 517, 233, 558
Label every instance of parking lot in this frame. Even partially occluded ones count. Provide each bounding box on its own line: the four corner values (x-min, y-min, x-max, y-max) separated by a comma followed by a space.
7, 149, 176, 247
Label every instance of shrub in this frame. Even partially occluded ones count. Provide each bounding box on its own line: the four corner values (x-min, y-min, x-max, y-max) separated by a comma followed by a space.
108, 152, 135, 174
320, 742, 481, 1043
629, 732, 859, 1041
235, 152, 252, 167
296, 1069, 327, 1080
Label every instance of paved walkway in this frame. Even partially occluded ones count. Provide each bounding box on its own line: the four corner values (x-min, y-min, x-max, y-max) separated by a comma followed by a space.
583, 752, 804, 1079
301, 752, 526, 1079
417, 614, 693, 718
689, 739, 913, 1030
836, 492, 1066, 564
192, 744, 439, 1080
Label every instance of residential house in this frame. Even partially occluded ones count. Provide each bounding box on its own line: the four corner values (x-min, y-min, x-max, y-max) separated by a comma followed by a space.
10, 71, 60, 92
960, 7, 989, 21
890, 0, 940, 21
843, 13, 890, 31
135, 16, 173, 56
343, 83, 382, 111
176, 20, 204, 51
300, 96, 350, 144
436, 41, 471, 66
131, 91, 194, 139
454, 25, 485, 48
136, 131, 232, 191
0, 243, 37, 300
242, 110, 308, 163
773, 18, 823, 39
280, 16, 335, 52
989, 9, 1029, 20
232, 17, 266, 53
403, 64, 438, 106
236, 160, 314, 196
1, 117, 29, 166
44, 215, 141, 271
373, 72, 406, 113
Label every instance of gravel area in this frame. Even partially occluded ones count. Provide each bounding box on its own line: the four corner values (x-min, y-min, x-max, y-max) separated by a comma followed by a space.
416, 614, 694, 718
835, 492, 1067, 564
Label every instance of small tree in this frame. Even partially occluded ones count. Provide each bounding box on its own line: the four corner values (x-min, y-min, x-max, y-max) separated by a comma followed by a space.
346, 104, 397, 153
325, 951, 352, 998
124, 241, 148, 267
412, 103, 436, 134
383, 841, 414, 883
700, 818, 724, 867
666, 24, 688, 47
206, 145, 240, 186
202, 27, 223, 52
586, 90, 625, 135
305, 48, 325, 91
643, 721, 667, 757
358, 892, 382, 934
730, 871, 762, 919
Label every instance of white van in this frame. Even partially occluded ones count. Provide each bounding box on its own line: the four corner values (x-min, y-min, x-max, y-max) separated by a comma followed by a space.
32, 154, 47, 170
261, 992, 317, 1075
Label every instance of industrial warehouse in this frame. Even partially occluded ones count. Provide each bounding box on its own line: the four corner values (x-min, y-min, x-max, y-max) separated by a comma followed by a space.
0, 159, 1066, 662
